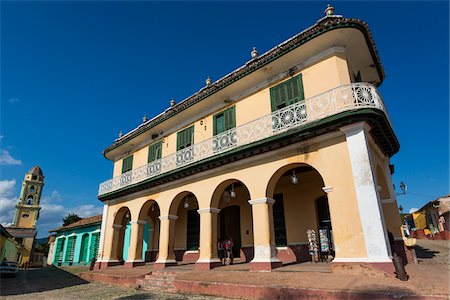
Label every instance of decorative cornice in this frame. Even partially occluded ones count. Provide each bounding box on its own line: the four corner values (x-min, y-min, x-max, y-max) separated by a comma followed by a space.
103, 16, 385, 157
197, 208, 221, 214
340, 121, 372, 136
130, 220, 147, 225
112, 224, 123, 229
248, 198, 275, 205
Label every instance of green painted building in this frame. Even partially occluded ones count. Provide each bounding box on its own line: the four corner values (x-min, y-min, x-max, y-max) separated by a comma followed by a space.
49, 215, 102, 266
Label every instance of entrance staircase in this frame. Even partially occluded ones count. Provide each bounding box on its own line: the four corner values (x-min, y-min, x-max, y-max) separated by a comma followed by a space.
136, 270, 178, 292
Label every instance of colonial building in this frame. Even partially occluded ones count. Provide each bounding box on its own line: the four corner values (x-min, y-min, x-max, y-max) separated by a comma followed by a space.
49, 215, 102, 266
6, 166, 44, 265
96, 6, 404, 273
0, 224, 22, 262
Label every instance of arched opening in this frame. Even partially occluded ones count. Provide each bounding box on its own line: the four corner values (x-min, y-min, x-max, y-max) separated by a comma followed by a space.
79, 234, 90, 262
211, 179, 253, 263
266, 163, 333, 264
29, 186, 35, 193
136, 200, 160, 262
26, 195, 33, 205
111, 207, 131, 264
169, 192, 200, 263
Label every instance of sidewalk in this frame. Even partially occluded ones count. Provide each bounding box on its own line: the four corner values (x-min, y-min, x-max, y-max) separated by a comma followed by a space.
78, 260, 448, 299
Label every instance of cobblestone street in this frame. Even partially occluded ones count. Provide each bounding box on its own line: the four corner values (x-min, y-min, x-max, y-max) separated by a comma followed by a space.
0, 267, 227, 300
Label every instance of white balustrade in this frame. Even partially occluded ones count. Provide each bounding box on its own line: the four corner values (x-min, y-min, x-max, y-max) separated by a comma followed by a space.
98, 83, 388, 196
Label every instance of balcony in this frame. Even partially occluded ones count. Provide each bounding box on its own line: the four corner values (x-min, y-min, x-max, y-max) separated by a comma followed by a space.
98, 82, 388, 196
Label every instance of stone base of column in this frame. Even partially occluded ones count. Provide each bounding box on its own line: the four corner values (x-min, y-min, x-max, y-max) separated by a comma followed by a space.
331, 261, 395, 277
195, 259, 222, 270
124, 259, 145, 268
250, 260, 282, 272
153, 259, 178, 270
95, 259, 121, 270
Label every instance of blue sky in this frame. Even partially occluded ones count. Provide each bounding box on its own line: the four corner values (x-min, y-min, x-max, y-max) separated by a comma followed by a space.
1, 1, 448, 238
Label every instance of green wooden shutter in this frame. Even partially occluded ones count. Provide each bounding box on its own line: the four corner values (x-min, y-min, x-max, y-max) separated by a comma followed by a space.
89, 233, 100, 260
148, 141, 162, 163
122, 155, 133, 173
177, 126, 194, 150
55, 238, 65, 263
80, 234, 89, 262
270, 74, 304, 112
224, 106, 236, 131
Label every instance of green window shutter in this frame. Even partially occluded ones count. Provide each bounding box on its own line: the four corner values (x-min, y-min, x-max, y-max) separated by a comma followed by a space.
213, 106, 235, 136
122, 155, 133, 173
270, 74, 304, 112
177, 125, 194, 150
148, 141, 162, 163
80, 234, 89, 262
224, 106, 236, 131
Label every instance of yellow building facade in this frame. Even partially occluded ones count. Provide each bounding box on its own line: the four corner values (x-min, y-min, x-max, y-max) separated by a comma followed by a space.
96, 8, 404, 272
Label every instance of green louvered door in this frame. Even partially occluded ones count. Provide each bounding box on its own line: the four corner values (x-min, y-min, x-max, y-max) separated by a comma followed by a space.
148, 141, 162, 162
79, 234, 89, 262
122, 155, 133, 173
65, 236, 77, 262
89, 233, 100, 261
270, 74, 304, 112
55, 238, 65, 263
213, 106, 236, 151
176, 126, 194, 165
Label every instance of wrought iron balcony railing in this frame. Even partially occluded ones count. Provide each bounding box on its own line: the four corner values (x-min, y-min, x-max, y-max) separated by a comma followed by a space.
98, 82, 387, 196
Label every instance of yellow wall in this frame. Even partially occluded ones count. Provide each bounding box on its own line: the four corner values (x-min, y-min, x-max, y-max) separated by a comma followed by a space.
101, 132, 370, 262
15, 208, 38, 228
111, 53, 352, 177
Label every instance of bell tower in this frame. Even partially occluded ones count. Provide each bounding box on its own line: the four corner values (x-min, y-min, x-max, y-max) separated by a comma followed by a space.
13, 166, 44, 228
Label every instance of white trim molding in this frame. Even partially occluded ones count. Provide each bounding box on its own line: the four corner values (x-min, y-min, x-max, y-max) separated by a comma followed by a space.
155, 258, 177, 264
197, 208, 221, 214
322, 186, 333, 193
112, 224, 124, 229
159, 215, 179, 221
248, 198, 275, 206
196, 258, 221, 263
125, 259, 144, 264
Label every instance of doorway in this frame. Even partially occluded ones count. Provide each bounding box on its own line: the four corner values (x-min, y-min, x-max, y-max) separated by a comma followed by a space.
220, 205, 241, 258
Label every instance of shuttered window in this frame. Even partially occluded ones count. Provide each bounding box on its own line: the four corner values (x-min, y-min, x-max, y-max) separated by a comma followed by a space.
65, 236, 77, 262
122, 155, 133, 174
148, 141, 162, 163
270, 74, 305, 112
213, 106, 236, 135
79, 234, 89, 262
55, 238, 65, 263
89, 233, 100, 260
177, 126, 194, 151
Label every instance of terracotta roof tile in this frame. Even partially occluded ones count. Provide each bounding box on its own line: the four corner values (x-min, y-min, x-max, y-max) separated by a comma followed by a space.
49, 214, 102, 233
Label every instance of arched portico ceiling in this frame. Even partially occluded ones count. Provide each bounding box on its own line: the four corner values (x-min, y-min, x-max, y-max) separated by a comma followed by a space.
169, 191, 199, 216
210, 179, 251, 209
138, 200, 160, 220
266, 163, 325, 199
114, 206, 131, 225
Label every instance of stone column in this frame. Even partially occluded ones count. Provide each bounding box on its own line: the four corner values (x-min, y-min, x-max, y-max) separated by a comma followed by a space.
100, 224, 124, 268
154, 215, 178, 270
340, 122, 391, 263
195, 208, 222, 270
124, 220, 147, 268
248, 198, 282, 271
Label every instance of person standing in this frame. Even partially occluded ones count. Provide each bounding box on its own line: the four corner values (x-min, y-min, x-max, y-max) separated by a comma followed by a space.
224, 237, 234, 265
218, 237, 225, 265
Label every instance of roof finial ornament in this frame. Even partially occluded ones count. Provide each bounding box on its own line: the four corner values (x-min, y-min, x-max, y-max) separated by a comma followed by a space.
143, 115, 148, 122
325, 4, 335, 16
170, 98, 176, 107
206, 76, 212, 86
251, 47, 259, 59
118, 130, 123, 138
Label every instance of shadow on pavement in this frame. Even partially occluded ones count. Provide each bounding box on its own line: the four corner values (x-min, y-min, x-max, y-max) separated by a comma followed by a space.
0, 266, 88, 296
415, 245, 440, 259
342, 285, 418, 299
